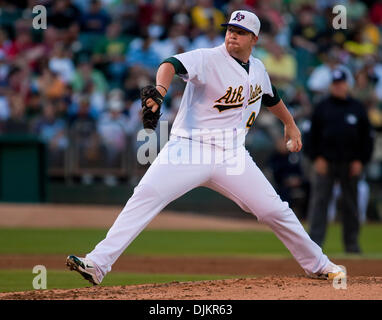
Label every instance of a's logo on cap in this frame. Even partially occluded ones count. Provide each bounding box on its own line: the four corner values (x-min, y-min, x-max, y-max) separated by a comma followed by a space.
233, 12, 245, 22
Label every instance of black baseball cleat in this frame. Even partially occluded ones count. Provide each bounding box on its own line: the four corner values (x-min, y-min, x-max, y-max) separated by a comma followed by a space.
345, 245, 362, 255
66, 255, 101, 285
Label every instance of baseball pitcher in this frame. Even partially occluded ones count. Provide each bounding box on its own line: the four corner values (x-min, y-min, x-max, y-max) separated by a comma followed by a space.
66, 10, 346, 285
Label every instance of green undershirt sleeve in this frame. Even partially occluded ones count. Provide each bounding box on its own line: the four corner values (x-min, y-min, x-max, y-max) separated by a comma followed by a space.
262, 85, 281, 107
160, 57, 280, 107
160, 57, 188, 75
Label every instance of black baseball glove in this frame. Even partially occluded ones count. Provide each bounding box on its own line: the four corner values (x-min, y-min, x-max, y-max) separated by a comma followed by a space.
140, 85, 164, 130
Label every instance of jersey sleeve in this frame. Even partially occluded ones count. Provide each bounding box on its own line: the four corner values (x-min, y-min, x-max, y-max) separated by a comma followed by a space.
160, 57, 187, 75
262, 85, 281, 107
174, 49, 205, 85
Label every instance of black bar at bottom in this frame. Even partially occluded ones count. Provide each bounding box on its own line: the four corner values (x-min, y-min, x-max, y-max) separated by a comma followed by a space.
2, 300, 380, 318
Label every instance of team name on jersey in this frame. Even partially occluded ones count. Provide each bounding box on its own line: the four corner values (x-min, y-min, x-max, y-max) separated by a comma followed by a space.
247, 84, 262, 106
213, 86, 245, 112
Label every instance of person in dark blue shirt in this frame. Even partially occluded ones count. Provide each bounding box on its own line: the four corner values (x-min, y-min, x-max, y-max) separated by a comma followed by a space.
80, 0, 111, 34
304, 69, 374, 254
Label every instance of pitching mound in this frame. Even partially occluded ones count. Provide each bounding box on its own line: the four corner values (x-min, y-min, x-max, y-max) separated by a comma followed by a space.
1, 276, 381, 300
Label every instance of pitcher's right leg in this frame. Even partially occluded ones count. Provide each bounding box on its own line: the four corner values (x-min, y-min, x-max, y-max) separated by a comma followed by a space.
84, 140, 212, 279
85, 183, 167, 279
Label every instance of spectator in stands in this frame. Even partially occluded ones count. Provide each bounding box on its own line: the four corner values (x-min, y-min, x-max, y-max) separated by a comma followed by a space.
147, 11, 167, 40
69, 94, 102, 184
126, 32, 161, 76
344, 30, 377, 59
49, 42, 76, 84
137, 0, 170, 31
7, 66, 31, 104
285, 86, 313, 125
353, 60, 382, 131
71, 59, 107, 117
291, 5, 320, 84
370, 0, 382, 26
109, 0, 139, 36
62, 23, 81, 52
25, 92, 43, 124
97, 95, 131, 185
123, 66, 145, 107
291, 5, 319, 53
347, 0, 367, 22
224, 0, 254, 19
33, 101, 69, 167
152, 24, 190, 61
80, 0, 111, 34
255, 0, 284, 34
353, 62, 379, 111
0, 49, 10, 88
2, 95, 29, 134
47, 0, 81, 30
92, 22, 131, 87
268, 136, 309, 220
35, 67, 67, 100
312, 7, 348, 53
189, 24, 224, 50
172, 12, 191, 38
359, 15, 380, 49
0, 1, 22, 32
93, 22, 127, 58
39, 26, 61, 59
307, 46, 354, 102
262, 39, 297, 93
72, 0, 90, 13
72, 58, 107, 93
191, 0, 225, 32
7, 30, 35, 62
0, 29, 11, 58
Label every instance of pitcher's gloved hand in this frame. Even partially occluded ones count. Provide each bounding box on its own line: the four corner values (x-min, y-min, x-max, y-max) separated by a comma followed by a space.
140, 85, 163, 130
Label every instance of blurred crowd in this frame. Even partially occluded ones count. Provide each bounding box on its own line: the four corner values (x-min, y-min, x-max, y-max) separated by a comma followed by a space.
0, 0, 382, 208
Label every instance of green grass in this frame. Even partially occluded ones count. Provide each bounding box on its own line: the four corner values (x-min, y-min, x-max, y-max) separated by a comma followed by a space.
324, 223, 382, 256
0, 269, 236, 293
0, 224, 381, 258
0, 228, 289, 256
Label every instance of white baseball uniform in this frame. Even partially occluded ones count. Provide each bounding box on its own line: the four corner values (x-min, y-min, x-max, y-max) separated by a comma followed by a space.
86, 43, 330, 280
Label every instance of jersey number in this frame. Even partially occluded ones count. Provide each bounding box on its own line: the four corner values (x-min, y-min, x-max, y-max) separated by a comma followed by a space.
246, 112, 256, 129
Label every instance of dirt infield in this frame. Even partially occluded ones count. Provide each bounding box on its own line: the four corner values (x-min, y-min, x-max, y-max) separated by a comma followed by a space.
1, 276, 382, 300
1, 255, 382, 300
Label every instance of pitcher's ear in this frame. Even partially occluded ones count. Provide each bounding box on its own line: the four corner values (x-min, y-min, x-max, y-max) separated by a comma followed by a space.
251, 34, 259, 45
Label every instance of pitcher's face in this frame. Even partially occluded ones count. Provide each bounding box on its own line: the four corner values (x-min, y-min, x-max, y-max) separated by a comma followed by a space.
225, 26, 257, 57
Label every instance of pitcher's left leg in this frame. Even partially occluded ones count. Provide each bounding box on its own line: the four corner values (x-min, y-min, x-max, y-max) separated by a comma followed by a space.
209, 148, 330, 276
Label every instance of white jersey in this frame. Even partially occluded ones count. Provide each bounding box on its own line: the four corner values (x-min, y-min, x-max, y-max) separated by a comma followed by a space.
172, 43, 273, 149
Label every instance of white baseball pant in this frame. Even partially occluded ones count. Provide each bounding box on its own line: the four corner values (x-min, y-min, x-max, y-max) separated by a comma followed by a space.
86, 137, 330, 279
